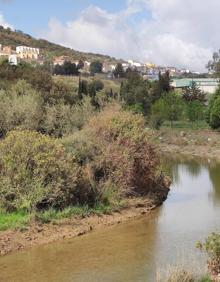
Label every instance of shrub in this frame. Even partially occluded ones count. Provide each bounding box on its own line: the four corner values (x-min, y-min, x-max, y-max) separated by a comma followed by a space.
0, 80, 43, 136
120, 72, 151, 115
0, 130, 81, 212
197, 233, 220, 276
42, 97, 96, 137
151, 91, 185, 126
207, 95, 220, 129
64, 106, 168, 202
45, 79, 78, 105
186, 101, 205, 122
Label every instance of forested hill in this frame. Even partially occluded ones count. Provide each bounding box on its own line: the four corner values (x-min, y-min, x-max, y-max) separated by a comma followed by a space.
0, 26, 120, 63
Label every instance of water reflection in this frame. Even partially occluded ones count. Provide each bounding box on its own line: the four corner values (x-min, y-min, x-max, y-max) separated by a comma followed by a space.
0, 210, 162, 282
208, 162, 220, 205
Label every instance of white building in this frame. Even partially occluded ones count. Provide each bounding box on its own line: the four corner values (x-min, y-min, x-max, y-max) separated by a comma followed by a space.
8, 55, 18, 66
16, 46, 40, 60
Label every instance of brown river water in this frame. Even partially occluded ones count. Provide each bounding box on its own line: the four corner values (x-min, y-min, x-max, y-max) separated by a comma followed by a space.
1, 157, 220, 282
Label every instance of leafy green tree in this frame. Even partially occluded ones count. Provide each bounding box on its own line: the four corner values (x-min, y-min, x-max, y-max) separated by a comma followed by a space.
90, 60, 103, 74
206, 86, 220, 128
81, 80, 88, 95
151, 91, 184, 127
63, 61, 79, 75
78, 76, 83, 100
53, 61, 79, 76
151, 71, 171, 102
77, 59, 84, 70
186, 101, 205, 122
120, 72, 151, 115
87, 80, 104, 99
207, 95, 220, 129
53, 64, 64, 75
113, 63, 125, 78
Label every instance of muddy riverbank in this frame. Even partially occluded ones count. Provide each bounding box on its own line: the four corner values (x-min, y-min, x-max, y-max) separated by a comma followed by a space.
155, 128, 220, 161
1, 156, 220, 282
0, 187, 170, 257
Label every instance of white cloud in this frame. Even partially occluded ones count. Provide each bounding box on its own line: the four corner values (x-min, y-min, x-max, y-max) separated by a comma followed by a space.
42, 1, 219, 71
0, 13, 13, 29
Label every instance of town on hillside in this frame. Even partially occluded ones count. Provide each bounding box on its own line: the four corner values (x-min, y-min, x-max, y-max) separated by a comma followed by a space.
0, 43, 218, 94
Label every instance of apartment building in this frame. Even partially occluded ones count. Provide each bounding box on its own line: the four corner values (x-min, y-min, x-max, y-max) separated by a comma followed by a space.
16, 46, 40, 60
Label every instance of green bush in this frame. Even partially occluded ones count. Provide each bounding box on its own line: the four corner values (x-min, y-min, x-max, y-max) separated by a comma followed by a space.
0, 80, 43, 136
186, 101, 205, 122
0, 130, 81, 212
207, 95, 220, 129
197, 232, 220, 276
42, 97, 96, 137
151, 91, 185, 127
64, 106, 167, 202
120, 72, 152, 115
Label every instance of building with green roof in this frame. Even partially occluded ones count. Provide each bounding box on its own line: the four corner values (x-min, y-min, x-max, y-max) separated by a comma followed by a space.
171, 78, 219, 94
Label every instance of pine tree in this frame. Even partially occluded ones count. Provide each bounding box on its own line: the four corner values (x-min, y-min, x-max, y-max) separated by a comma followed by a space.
182, 81, 207, 104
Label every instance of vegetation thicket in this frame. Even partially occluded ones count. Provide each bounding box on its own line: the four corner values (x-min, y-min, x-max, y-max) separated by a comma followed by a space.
0, 59, 170, 231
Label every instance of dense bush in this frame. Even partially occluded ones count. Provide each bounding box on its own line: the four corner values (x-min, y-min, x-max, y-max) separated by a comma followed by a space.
0, 80, 43, 136
90, 60, 103, 74
64, 106, 167, 201
151, 91, 185, 128
186, 101, 205, 122
197, 233, 220, 276
42, 98, 96, 137
45, 79, 78, 105
207, 90, 220, 129
120, 72, 152, 115
0, 130, 82, 212
53, 61, 79, 76
0, 60, 53, 92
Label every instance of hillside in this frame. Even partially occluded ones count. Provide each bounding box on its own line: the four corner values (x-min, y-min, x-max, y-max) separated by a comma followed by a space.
0, 26, 122, 63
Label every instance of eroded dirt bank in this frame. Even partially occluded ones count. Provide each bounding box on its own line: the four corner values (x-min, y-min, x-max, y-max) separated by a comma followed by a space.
155, 128, 220, 162
0, 184, 170, 257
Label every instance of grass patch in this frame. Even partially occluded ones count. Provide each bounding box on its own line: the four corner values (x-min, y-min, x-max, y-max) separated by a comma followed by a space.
0, 203, 124, 230
0, 211, 30, 231
34, 203, 121, 224
198, 275, 212, 282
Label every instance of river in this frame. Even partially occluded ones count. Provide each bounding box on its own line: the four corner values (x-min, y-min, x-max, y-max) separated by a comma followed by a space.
1, 157, 220, 282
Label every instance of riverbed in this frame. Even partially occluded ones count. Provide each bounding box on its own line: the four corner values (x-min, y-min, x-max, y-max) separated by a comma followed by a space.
1, 157, 220, 282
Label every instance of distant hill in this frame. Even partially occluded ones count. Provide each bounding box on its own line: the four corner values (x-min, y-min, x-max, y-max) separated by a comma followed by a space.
0, 26, 122, 63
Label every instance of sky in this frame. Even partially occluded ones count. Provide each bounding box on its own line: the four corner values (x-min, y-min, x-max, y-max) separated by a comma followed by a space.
0, 0, 218, 71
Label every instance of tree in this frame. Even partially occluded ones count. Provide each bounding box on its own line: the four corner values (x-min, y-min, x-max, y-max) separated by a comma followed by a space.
186, 101, 205, 122
182, 81, 207, 104
151, 71, 171, 102
53, 61, 79, 76
207, 95, 220, 129
151, 91, 184, 127
207, 50, 220, 77
78, 76, 83, 100
113, 63, 125, 78
90, 60, 103, 74
63, 61, 79, 76
81, 80, 88, 95
120, 72, 151, 115
77, 59, 84, 70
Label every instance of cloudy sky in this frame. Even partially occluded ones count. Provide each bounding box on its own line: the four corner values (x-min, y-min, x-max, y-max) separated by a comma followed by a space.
0, 0, 218, 71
